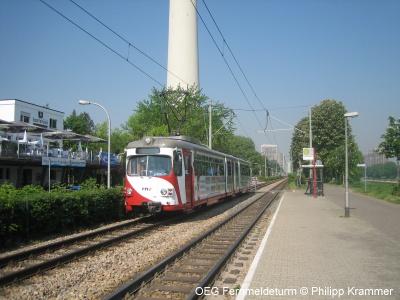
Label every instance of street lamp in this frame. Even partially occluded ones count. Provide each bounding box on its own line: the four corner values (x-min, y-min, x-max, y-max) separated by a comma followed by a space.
344, 111, 358, 217
79, 100, 111, 189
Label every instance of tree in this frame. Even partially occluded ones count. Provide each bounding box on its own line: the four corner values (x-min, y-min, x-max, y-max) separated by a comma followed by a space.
290, 99, 363, 182
63, 110, 95, 151
122, 86, 235, 153
92, 122, 130, 155
367, 162, 397, 179
64, 110, 94, 135
379, 116, 400, 188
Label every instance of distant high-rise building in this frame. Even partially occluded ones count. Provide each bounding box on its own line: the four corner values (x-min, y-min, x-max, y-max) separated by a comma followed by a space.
277, 152, 285, 171
261, 144, 277, 161
364, 149, 387, 166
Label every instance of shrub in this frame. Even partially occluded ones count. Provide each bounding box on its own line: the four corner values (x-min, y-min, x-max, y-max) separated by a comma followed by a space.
0, 182, 126, 248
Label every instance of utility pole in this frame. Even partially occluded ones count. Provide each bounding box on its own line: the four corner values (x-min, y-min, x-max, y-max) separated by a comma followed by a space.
209, 99, 212, 149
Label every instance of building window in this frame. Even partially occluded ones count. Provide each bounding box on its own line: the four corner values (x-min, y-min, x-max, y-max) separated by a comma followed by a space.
5, 168, 11, 180
49, 118, 57, 129
20, 112, 30, 123
0, 168, 3, 180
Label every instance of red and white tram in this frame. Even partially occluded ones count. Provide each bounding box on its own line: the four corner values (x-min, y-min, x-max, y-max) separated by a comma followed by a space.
124, 135, 251, 213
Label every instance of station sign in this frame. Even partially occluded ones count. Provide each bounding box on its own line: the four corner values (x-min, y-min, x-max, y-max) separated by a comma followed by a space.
302, 148, 314, 161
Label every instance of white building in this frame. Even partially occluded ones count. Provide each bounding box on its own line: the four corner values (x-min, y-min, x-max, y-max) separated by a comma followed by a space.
363, 149, 387, 167
0, 99, 66, 187
0, 99, 64, 142
261, 144, 277, 161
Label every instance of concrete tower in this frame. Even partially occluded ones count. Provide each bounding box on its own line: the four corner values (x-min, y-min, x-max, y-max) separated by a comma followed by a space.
167, 0, 199, 90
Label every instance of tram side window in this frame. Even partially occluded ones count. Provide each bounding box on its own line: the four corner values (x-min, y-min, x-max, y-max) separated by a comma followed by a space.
184, 154, 191, 176
194, 154, 201, 176
174, 151, 182, 176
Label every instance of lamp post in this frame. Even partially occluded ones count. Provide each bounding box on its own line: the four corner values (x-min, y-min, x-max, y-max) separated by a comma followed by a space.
344, 111, 358, 217
79, 100, 111, 189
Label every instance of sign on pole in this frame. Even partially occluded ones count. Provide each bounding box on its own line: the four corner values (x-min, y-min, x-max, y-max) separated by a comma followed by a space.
303, 148, 314, 161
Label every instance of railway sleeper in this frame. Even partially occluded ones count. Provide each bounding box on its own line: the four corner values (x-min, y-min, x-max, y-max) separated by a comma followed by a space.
201, 244, 229, 250
188, 255, 219, 260
180, 261, 214, 266
168, 267, 208, 274
162, 275, 201, 283
148, 285, 193, 293
137, 290, 189, 300
196, 249, 226, 255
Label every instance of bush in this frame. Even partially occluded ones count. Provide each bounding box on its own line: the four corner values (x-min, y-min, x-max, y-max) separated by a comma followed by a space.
0, 181, 126, 249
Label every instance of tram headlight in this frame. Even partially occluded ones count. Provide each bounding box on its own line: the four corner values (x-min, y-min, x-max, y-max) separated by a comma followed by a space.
144, 137, 153, 145
125, 188, 133, 195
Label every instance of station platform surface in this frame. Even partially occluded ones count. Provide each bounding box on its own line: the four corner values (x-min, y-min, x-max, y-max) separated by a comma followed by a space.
236, 185, 400, 299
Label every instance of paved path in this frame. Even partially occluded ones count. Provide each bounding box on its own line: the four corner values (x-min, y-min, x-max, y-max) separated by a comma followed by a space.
324, 184, 400, 244
235, 187, 400, 299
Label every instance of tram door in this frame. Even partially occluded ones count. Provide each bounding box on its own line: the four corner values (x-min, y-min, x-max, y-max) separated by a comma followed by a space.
183, 149, 193, 207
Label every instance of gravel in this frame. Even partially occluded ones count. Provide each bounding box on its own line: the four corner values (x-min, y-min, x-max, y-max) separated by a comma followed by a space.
0, 193, 259, 300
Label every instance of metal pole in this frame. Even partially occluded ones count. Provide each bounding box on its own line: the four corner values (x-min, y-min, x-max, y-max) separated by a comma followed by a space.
364, 165, 367, 192
209, 99, 212, 149
345, 117, 350, 217
265, 155, 267, 177
48, 158, 51, 192
79, 100, 111, 189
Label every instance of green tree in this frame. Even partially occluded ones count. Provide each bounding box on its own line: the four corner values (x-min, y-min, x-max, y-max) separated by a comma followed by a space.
367, 162, 397, 179
64, 110, 94, 134
378, 116, 400, 188
63, 110, 95, 151
122, 86, 235, 153
91, 122, 130, 155
290, 99, 363, 182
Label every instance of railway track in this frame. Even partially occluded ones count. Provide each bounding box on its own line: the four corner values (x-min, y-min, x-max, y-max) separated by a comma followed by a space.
0, 179, 281, 292
0, 216, 170, 287
105, 179, 287, 300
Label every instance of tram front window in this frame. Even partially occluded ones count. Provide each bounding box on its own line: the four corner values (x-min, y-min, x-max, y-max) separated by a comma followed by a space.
128, 155, 172, 176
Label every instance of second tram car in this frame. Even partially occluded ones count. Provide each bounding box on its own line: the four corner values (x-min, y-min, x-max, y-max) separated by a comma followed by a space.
123, 135, 251, 213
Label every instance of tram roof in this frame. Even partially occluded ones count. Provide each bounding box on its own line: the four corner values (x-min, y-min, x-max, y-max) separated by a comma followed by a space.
126, 135, 249, 163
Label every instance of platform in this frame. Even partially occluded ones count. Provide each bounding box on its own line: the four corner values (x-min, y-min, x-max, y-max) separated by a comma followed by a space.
236, 185, 400, 299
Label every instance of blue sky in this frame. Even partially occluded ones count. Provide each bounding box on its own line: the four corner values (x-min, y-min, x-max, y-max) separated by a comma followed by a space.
1, 0, 399, 164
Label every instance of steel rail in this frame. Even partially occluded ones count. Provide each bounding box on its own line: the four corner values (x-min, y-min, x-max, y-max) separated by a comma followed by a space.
0, 217, 170, 287
104, 179, 287, 300
0, 217, 154, 268
0, 179, 281, 289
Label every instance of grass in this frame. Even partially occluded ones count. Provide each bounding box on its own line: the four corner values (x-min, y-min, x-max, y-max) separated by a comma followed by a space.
351, 181, 400, 204
288, 179, 400, 204
288, 181, 306, 191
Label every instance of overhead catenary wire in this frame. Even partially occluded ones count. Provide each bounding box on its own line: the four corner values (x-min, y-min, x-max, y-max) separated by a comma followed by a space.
195, 0, 282, 149
69, 0, 190, 88
195, 0, 284, 149
40, 0, 196, 90
189, 0, 265, 133
41, 0, 297, 157
40, 0, 165, 88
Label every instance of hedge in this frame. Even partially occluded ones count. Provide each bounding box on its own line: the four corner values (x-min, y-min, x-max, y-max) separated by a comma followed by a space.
0, 182, 126, 248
